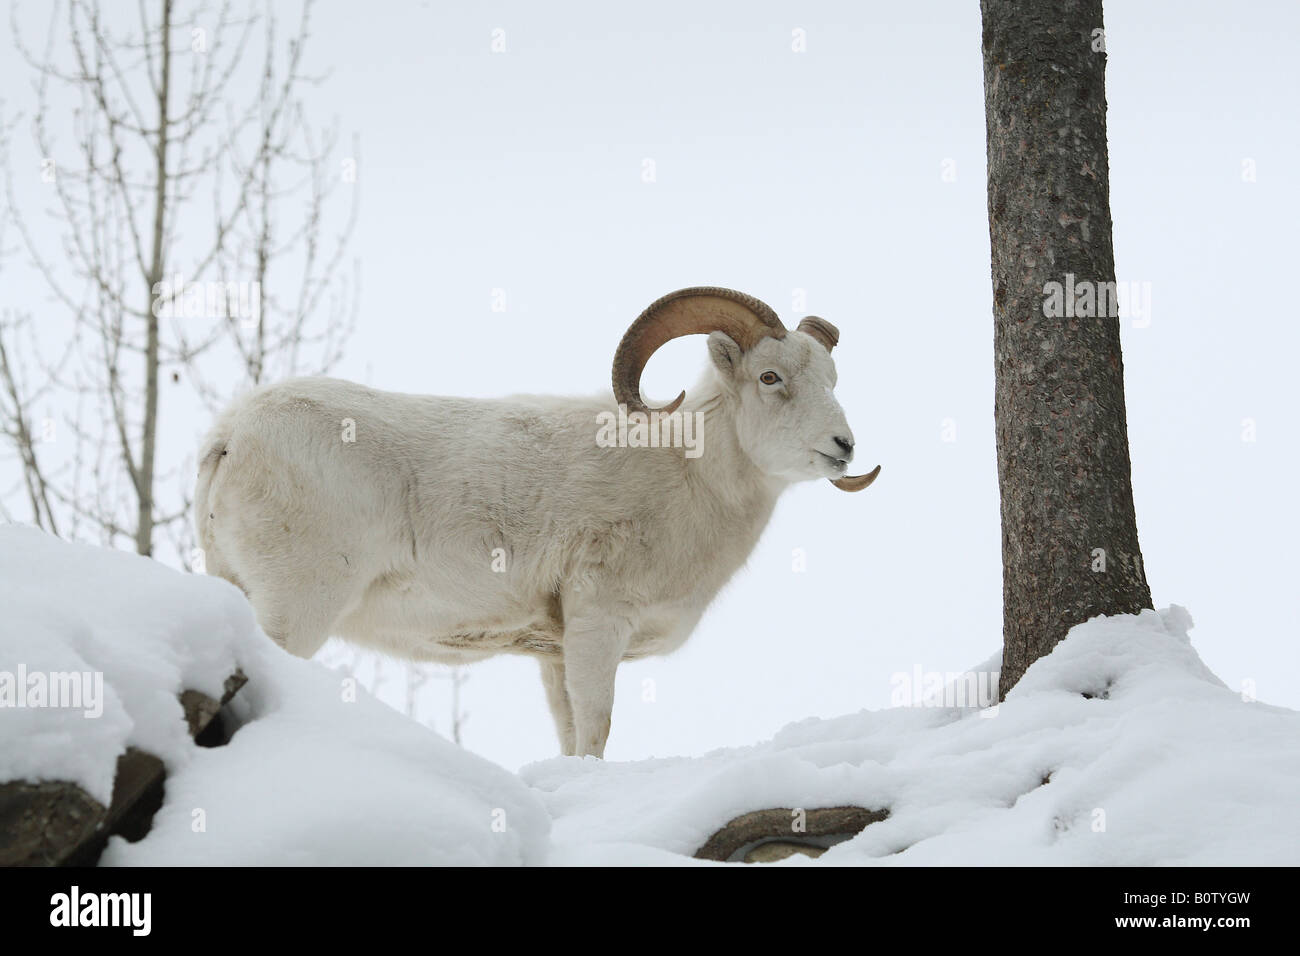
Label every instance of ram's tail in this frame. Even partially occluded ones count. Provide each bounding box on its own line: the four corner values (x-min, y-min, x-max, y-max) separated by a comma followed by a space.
193, 411, 240, 584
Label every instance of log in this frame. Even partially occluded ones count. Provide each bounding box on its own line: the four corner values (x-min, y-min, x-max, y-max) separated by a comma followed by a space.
694, 805, 888, 862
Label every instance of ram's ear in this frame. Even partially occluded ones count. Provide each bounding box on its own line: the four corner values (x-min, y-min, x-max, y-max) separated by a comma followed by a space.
707, 331, 743, 379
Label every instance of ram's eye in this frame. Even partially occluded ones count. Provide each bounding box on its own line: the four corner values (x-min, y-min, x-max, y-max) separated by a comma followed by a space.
759, 371, 782, 386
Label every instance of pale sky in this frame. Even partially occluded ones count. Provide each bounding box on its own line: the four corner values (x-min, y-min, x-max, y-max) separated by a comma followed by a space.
2, 0, 1297, 770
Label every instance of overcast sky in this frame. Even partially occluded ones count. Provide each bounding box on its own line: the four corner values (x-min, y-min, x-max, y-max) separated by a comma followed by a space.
2, 0, 1297, 770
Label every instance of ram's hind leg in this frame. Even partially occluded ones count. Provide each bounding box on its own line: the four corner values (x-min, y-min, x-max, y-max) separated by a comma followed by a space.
235, 535, 362, 659
253, 585, 344, 659
206, 461, 364, 659
538, 657, 576, 756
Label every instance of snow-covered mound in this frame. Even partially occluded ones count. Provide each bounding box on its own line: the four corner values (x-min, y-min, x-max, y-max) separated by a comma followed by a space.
529, 605, 1300, 865
0, 526, 548, 865
3, 525, 1296, 866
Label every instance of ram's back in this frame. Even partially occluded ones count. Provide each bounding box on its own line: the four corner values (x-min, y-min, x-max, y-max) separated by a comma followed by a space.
195, 376, 697, 656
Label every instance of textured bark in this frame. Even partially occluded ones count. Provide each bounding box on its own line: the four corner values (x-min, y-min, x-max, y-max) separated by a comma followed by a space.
980, 0, 1152, 698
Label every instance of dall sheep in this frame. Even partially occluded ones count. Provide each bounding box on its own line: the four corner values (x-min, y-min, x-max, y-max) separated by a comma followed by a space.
195, 287, 879, 757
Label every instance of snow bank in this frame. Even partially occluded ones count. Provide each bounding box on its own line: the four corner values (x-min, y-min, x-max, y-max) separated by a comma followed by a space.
0, 526, 548, 865
5, 524, 1295, 866
528, 606, 1300, 866
0, 525, 247, 804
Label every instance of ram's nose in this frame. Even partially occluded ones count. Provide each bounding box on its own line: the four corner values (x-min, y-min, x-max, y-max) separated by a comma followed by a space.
833, 435, 855, 460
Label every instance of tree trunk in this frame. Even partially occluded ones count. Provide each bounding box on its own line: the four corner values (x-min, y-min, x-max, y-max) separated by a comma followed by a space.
136, 0, 172, 557
979, 0, 1152, 697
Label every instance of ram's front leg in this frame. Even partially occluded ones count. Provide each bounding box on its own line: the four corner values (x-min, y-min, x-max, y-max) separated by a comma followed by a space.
561, 613, 630, 758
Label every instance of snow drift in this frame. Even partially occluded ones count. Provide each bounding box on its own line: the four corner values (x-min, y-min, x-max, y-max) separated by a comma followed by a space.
531, 605, 1300, 865
0, 525, 548, 866
2, 525, 1295, 865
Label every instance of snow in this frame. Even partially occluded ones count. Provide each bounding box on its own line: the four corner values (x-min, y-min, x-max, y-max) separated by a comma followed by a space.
533, 606, 1300, 866
532, 605, 1300, 865
0, 526, 548, 865
3, 524, 1297, 865
0, 525, 245, 804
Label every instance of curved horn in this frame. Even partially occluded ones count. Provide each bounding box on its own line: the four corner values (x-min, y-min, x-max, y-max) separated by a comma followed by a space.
831, 464, 881, 492
612, 287, 786, 414
797, 316, 839, 352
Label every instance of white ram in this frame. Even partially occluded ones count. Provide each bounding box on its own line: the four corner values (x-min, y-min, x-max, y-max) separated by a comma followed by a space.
195, 287, 879, 756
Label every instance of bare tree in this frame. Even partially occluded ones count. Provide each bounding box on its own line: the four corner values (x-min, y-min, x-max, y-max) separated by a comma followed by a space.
182, 6, 359, 406
403, 663, 429, 726
0, 0, 357, 560
403, 663, 469, 745
438, 666, 470, 746
980, 0, 1152, 696
0, 312, 62, 533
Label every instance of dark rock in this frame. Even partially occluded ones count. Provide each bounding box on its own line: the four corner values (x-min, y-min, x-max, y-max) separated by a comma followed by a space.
0, 780, 105, 867
0, 669, 246, 867
694, 805, 888, 863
